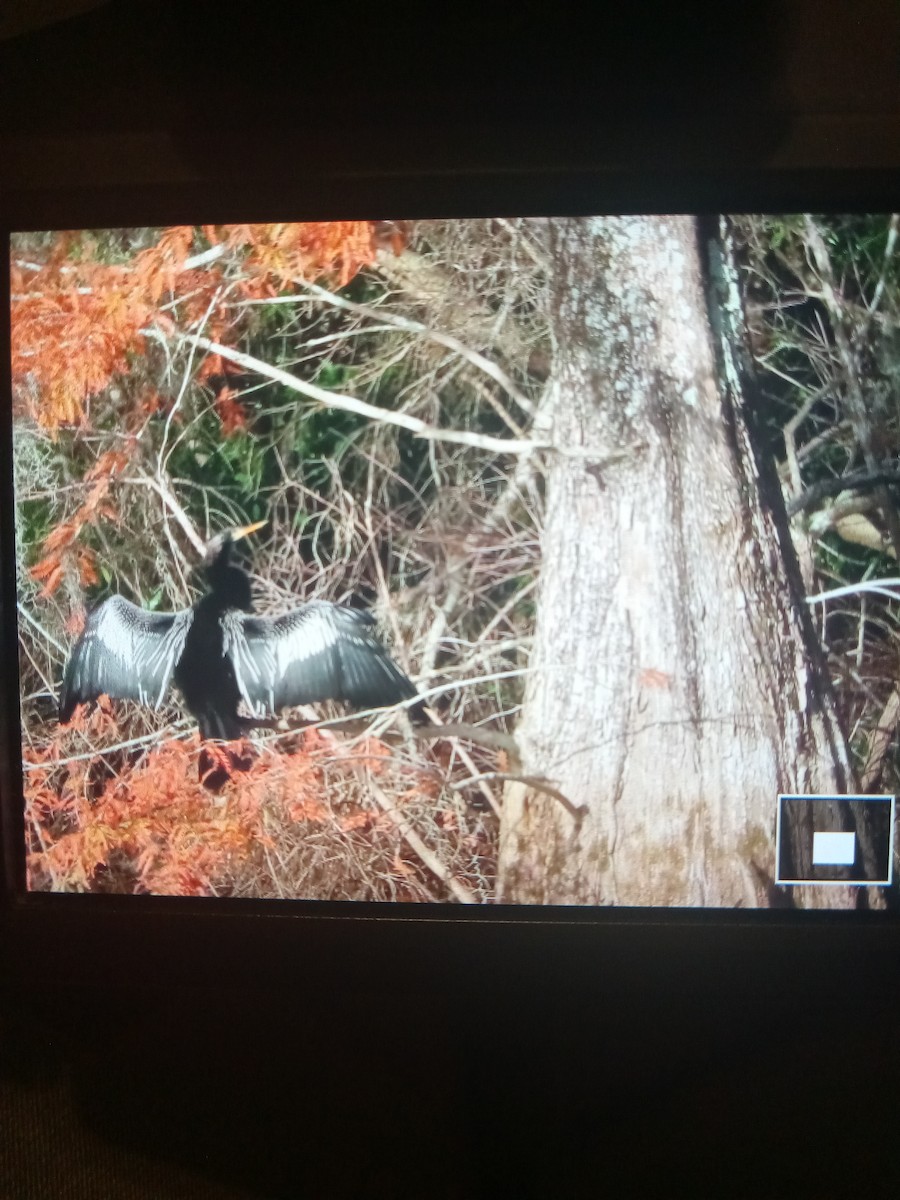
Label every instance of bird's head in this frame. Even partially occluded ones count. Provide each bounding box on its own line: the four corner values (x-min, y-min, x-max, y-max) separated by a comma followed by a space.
203, 520, 267, 610
203, 519, 267, 569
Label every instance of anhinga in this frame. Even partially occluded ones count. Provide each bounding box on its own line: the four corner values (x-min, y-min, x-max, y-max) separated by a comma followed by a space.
59, 521, 423, 739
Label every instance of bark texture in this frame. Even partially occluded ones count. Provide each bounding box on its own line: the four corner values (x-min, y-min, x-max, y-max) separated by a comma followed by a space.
498, 216, 854, 908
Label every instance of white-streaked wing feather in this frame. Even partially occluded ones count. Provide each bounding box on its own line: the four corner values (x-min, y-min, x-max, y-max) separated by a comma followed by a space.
223, 601, 416, 716
60, 595, 193, 718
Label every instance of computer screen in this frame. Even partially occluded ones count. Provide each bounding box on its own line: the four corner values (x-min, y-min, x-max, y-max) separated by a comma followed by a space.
8, 214, 898, 909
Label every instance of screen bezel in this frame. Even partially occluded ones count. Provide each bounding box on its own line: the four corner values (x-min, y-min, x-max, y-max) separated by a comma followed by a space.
4, 168, 900, 988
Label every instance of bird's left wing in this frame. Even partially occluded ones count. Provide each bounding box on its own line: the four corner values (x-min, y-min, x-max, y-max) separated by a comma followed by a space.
60, 595, 194, 722
222, 601, 419, 717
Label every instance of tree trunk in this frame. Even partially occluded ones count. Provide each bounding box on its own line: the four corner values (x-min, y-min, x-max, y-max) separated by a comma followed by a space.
498, 215, 856, 909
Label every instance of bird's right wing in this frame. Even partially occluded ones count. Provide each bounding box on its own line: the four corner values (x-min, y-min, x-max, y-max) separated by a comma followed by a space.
59, 595, 194, 722
223, 601, 418, 717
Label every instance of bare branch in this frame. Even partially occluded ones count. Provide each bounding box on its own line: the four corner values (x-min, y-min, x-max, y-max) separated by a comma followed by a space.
786, 467, 900, 518
451, 770, 586, 822
411, 716, 508, 817
802, 215, 900, 560
419, 563, 465, 679
23, 722, 195, 771
17, 602, 67, 655
124, 473, 206, 554
293, 277, 537, 416
364, 775, 477, 904
183, 244, 227, 272
868, 212, 899, 319
411, 721, 522, 768
780, 383, 830, 499
145, 328, 544, 457
808, 579, 900, 605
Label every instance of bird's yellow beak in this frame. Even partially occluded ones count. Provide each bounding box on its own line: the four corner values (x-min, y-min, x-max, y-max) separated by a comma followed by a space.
231, 519, 267, 542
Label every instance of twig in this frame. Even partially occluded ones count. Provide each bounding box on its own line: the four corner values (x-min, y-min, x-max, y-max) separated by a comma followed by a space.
861, 685, 900, 791
780, 384, 830, 499
125, 473, 206, 554
474, 580, 537, 645
18, 637, 59, 708
465, 375, 526, 437
156, 286, 225, 482
22, 722, 195, 770
411, 722, 522, 769
855, 593, 867, 668
803, 215, 900, 561
239, 671, 538, 742
24, 802, 63, 890
364, 775, 477, 904
16, 602, 67, 655
807, 579, 900, 605
868, 213, 899, 319
419, 563, 465, 678
495, 218, 551, 269
183, 244, 227, 271
450, 770, 586, 822
795, 418, 853, 467
293, 277, 536, 417
362, 465, 406, 665
251, 712, 520, 820
786, 467, 900, 517
410, 715, 504, 818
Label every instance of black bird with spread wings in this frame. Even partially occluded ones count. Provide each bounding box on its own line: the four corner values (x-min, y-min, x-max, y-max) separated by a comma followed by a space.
59, 521, 423, 739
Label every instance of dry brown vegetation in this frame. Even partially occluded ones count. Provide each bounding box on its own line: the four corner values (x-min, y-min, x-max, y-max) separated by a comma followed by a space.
736, 213, 900, 794
13, 213, 900, 900
14, 218, 550, 900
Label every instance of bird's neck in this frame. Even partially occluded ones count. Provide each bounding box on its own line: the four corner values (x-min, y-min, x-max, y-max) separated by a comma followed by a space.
204, 564, 253, 613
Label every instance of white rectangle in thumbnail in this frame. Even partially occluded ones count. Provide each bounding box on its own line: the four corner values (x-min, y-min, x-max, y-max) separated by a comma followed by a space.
812, 831, 856, 866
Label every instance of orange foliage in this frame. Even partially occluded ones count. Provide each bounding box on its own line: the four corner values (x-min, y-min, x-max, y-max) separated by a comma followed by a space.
212, 385, 249, 435
30, 447, 129, 598
354, 735, 393, 775
64, 608, 87, 638
11, 220, 378, 434
24, 724, 431, 898
14, 220, 380, 594
26, 731, 308, 896
218, 222, 376, 291
10, 229, 193, 432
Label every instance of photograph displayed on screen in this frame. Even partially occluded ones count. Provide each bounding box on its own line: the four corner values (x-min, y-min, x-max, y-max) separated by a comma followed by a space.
8, 215, 899, 907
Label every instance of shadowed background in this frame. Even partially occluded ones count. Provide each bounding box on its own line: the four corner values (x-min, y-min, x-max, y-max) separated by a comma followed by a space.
2, 2, 900, 1196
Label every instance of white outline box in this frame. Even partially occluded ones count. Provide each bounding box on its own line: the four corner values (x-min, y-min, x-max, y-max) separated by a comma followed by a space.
775, 794, 896, 886
812, 830, 856, 866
